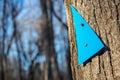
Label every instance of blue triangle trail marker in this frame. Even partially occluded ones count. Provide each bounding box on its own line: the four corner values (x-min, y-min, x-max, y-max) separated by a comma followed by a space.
70, 5, 105, 66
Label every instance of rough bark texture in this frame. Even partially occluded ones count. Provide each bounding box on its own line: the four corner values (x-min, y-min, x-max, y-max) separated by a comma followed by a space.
64, 0, 120, 80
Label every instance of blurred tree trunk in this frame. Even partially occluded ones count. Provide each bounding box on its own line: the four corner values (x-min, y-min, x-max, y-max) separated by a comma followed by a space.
40, 0, 60, 80
1, 0, 7, 80
28, 61, 34, 80
66, 49, 72, 80
64, 0, 120, 80
11, 2, 23, 80
0, 55, 7, 80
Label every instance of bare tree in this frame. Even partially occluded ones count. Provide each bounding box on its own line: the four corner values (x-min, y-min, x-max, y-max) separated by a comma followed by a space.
39, 0, 61, 80
1, 0, 8, 79
0, 0, 72, 80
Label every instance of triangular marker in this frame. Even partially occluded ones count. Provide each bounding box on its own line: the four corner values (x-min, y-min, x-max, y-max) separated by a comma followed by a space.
70, 5, 105, 65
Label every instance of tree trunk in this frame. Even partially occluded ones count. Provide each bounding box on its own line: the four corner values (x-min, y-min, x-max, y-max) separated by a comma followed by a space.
40, 0, 61, 80
64, 0, 120, 80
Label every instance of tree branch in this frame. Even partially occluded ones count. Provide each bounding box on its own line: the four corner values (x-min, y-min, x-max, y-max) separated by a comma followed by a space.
52, 8, 68, 30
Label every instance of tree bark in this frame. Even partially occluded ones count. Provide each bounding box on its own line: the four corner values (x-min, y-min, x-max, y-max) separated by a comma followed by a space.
64, 0, 120, 80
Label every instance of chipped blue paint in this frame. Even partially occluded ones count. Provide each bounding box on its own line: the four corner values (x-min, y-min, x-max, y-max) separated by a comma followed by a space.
70, 5, 105, 65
